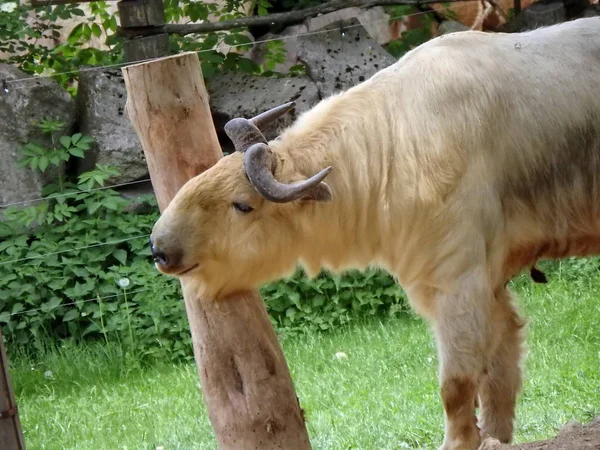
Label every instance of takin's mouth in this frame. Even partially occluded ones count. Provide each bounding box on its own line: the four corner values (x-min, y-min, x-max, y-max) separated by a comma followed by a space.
176, 264, 199, 276
154, 262, 199, 277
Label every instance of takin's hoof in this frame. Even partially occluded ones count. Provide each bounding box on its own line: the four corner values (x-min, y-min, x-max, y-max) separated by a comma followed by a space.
438, 436, 482, 450
478, 437, 505, 450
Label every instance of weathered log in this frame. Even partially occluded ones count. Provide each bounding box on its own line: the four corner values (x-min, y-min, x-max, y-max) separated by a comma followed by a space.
122, 52, 312, 450
523, 1, 566, 28
117, 0, 170, 62
0, 328, 26, 450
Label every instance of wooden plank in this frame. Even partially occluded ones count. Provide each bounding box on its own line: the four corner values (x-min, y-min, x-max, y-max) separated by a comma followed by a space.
0, 328, 26, 450
117, 0, 170, 63
31, 0, 116, 5
121, 52, 312, 450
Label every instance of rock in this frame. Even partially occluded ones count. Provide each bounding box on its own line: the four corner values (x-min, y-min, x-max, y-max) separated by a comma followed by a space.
296, 18, 397, 99
206, 71, 320, 153
584, 4, 600, 16
250, 7, 400, 74
438, 20, 470, 35
0, 64, 76, 209
75, 68, 147, 184
523, 2, 566, 29
478, 416, 600, 449
250, 24, 308, 74
307, 7, 397, 45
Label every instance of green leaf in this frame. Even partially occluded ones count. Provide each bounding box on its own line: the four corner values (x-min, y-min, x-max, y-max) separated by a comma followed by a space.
63, 309, 79, 321
68, 147, 85, 158
11, 303, 24, 315
113, 249, 127, 265
38, 155, 49, 172
59, 135, 72, 149
43, 297, 62, 312
91, 23, 102, 37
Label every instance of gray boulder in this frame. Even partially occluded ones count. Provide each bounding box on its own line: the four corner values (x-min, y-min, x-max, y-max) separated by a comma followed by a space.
76, 68, 147, 184
297, 18, 397, 99
0, 64, 76, 209
249, 24, 308, 74
206, 71, 320, 153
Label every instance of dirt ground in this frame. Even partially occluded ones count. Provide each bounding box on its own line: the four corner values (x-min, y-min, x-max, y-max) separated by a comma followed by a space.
481, 418, 600, 450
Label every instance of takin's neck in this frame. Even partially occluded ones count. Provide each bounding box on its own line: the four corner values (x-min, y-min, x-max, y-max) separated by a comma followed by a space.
273, 91, 410, 278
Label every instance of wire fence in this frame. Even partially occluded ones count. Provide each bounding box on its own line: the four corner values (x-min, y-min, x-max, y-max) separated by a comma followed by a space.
1, 2, 479, 88
0, 3, 479, 328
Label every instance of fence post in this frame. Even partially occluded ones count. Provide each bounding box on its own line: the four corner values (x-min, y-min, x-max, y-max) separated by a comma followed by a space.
0, 328, 26, 450
117, 0, 170, 62
121, 52, 312, 450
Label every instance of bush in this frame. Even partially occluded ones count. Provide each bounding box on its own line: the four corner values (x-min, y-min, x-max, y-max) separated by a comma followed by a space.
0, 119, 409, 363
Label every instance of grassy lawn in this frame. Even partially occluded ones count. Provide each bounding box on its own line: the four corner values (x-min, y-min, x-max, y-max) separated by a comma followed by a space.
9, 270, 600, 450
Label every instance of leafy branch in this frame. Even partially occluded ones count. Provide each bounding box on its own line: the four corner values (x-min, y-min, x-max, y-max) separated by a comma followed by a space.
118, 0, 476, 37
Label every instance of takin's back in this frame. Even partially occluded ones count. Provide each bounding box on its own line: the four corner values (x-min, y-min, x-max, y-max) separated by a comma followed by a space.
359, 17, 600, 278
378, 17, 600, 231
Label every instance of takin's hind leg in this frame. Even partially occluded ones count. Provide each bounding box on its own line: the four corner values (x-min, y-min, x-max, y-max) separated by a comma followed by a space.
477, 287, 526, 443
430, 267, 498, 450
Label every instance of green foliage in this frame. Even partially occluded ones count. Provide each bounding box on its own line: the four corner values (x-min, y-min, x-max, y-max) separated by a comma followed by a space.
0, 120, 410, 363
262, 268, 409, 334
0, 119, 189, 361
0, 0, 123, 94
9, 274, 600, 449
384, 5, 436, 59
0, 0, 309, 94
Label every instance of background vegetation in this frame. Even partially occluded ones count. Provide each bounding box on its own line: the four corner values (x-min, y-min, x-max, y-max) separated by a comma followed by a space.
1, 1, 599, 448
0, 0, 434, 94
9, 272, 600, 449
0, 0, 431, 362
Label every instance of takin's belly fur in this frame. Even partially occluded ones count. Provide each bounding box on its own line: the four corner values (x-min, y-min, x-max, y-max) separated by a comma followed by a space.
504, 234, 600, 282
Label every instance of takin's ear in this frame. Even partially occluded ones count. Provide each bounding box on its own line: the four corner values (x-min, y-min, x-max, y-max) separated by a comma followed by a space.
298, 182, 333, 203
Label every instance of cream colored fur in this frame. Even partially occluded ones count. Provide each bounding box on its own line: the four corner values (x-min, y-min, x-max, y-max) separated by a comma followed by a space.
151, 17, 600, 450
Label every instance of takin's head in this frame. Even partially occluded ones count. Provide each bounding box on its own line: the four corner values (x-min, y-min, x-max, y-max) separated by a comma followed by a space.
149, 102, 334, 297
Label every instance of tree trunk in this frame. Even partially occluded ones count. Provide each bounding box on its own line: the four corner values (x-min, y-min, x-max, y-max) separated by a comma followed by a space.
121, 52, 312, 450
0, 328, 26, 450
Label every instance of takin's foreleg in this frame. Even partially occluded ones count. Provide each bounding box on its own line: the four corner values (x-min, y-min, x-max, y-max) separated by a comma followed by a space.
477, 286, 526, 443
430, 267, 498, 450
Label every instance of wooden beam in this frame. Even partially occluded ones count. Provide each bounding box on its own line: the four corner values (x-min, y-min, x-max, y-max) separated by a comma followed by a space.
121, 52, 312, 450
30, 0, 115, 5
0, 328, 26, 450
117, 0, 170, 62
135, 0, 476, 37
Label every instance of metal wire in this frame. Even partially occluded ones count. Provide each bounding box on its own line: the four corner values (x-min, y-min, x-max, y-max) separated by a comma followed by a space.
0, 234, 150, 266
0, 2, 480, 322
5, 287, 154, 317
2, 3, 477, 87
0, 178, 153, 210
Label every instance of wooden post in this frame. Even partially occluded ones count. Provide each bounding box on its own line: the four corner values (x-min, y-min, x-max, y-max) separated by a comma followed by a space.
117, 0, 170, 62
0, 328, 26, 450
121, 52, 312, 450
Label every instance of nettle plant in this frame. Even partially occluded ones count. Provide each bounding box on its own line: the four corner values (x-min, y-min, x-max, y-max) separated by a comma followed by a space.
0, 119, 411, 362
0, 119, 191, 360
1, 0, 307, 96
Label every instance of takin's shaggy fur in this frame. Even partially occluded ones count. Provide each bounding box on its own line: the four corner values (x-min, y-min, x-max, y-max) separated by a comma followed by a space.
150, 17, 600, 450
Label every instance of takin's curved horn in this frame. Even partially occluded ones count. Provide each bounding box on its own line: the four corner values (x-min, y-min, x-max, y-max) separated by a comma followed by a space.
223, 118, 266, 152
249, 101, 296, 130
244, 143, 333, 203
223, 102, 296, 152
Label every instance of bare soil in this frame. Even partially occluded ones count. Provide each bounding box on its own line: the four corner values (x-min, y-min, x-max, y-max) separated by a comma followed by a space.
481, 418, 600, 450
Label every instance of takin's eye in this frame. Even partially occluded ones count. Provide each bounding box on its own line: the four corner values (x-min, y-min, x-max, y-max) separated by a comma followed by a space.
232, 202, 254, 214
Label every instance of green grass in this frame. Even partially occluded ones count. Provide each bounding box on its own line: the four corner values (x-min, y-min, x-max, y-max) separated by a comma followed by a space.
8, 269, 600, 450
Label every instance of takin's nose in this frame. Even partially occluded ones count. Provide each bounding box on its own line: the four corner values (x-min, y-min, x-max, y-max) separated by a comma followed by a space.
149, 236, 178, 269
